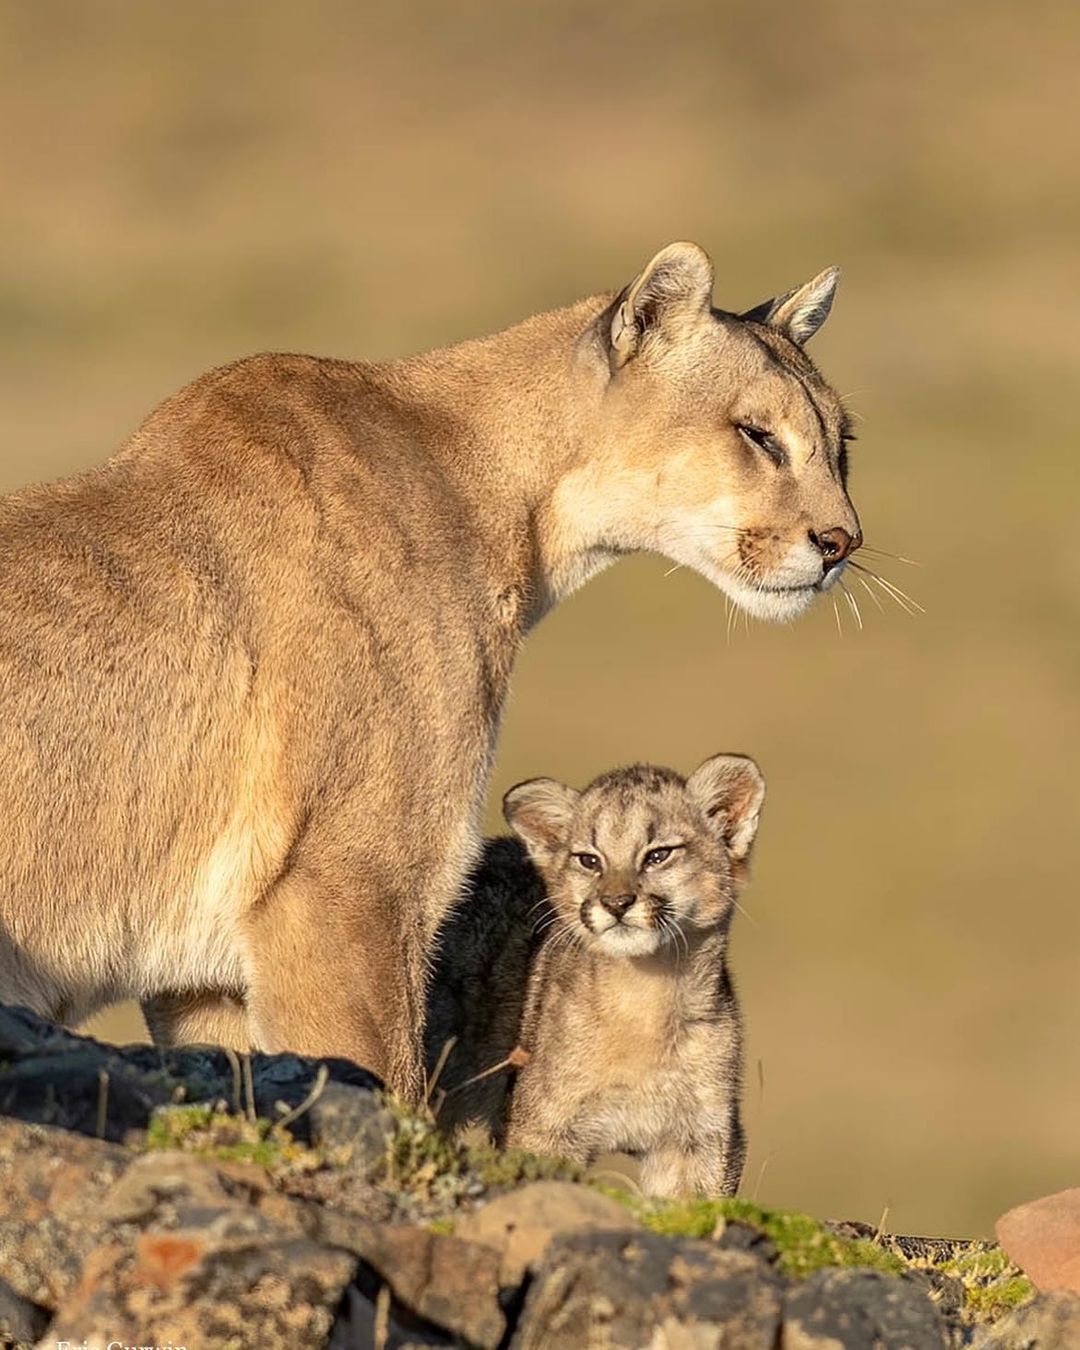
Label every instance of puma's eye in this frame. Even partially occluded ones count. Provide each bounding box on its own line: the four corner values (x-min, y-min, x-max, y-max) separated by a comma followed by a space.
573, 852, 602, 873
736, 424, 786, 467
643, 846, 674, 868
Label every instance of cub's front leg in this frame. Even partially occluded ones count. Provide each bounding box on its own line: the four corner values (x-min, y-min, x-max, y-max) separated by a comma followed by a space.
639, 1106, 746, 1198
503, 1068, 592, 1163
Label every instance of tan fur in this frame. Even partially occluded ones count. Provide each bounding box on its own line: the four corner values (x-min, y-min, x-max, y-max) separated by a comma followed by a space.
500, 756, 765, 1197
0, 242, 856, 1098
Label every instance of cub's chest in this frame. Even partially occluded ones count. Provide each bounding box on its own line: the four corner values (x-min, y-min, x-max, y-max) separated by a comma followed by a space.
557, 981, 690, 1088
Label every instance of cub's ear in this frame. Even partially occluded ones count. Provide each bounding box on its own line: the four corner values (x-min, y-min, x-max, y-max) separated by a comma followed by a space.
686, 754, 766, 862
609, 241, 714, 369
740, 266, 839, 346
503, 777, 580, 867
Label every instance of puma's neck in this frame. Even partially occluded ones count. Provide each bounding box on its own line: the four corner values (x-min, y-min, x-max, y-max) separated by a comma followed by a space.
386, 294, 620, 620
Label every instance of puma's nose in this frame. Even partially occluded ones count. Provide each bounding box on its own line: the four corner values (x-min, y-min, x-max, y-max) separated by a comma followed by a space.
809, 526, 861, 568
599, 893, 635, 919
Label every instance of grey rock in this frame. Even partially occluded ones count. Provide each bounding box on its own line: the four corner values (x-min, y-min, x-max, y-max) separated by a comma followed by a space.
336, 1224, 505, 1349
782, 1267, 948, 1349
0, 1003, 380, 1143
328, 1280, 453, 1347
453, 1179, 634, 1286
308, 1081, 396, 1179
0, 1275, 49, 1348
514, 1228, 782, 1349
974, 1291, 1080, 1349
716, 1219, 781, 1267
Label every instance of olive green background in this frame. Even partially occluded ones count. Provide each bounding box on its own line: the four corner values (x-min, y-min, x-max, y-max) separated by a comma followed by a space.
2, 2, 1077, 1237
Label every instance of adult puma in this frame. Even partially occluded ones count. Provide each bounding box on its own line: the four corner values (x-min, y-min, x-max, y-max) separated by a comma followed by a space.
0, 242, 859, 1099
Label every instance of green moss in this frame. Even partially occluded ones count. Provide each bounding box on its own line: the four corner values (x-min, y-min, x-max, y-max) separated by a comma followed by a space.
594, 1189, 905, 1279
427, 1216, 455, 1236
144, 1103, 322, 1175
912, 1242, 1035, 1325
144, 1102, 216, 1149
964, 1276, 1035, 1319
378, 1098, 467, 1194
468, 1145, 584, 1189
375, 1095, 583, 1201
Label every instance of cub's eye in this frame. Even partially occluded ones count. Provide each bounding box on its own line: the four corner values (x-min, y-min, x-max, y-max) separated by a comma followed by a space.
736, 424, 785, 467
643, 846, 673, 868
573, 852, 602, 873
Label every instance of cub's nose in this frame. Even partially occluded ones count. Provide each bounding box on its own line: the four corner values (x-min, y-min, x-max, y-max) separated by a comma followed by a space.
599, 893, 635, 919
809, 526, 861, 568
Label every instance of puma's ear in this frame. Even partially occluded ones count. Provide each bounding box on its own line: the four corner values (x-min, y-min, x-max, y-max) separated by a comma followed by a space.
686, 754, 766, 862
740, 266, 839, 346
609, 241, 714, 369
503, 777, 580, 867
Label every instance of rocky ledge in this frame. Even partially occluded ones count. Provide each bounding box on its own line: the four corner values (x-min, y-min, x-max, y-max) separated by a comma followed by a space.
0, 1005, 1071, 1349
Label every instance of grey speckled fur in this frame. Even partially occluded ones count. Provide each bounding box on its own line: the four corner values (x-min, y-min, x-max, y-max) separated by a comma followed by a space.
424, 837, 549, 1136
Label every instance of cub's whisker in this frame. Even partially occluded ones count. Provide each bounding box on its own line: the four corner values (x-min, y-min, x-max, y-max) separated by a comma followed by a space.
659, 913, 687, 965
730, 895, 757, 927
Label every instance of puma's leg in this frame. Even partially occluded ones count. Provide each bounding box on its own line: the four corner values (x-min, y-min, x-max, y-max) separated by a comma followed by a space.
242, 858, 427, 1102
141, 990, 251, 1052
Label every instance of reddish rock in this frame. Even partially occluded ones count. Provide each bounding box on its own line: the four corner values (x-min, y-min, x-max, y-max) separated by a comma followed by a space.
49, 1209, 358, 1350
996, 1189, 1080, 1293
0, 1118, 130, 1308
58, 1150, 506, 1349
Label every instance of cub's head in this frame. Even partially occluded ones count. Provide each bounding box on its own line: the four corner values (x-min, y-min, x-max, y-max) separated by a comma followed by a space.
567, 241, 860, 621
504, 754, 765, 959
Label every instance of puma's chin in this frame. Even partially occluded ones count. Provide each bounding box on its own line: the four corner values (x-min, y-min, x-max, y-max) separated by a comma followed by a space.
717, 572, 819, 624
714, 554, 851, 622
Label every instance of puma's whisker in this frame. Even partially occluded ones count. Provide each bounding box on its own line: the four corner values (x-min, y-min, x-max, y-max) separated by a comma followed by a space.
859, 545, 921, 567
855, 573, 886, 613
840, 579, 863, 630
850, 561, 924, 614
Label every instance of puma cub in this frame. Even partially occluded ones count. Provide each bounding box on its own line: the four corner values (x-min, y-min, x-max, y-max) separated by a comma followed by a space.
429, 755, 763, 1197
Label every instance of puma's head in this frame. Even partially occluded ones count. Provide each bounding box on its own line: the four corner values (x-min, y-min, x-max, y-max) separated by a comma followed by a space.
504, 754, 764, 959
560, 241, 860, 621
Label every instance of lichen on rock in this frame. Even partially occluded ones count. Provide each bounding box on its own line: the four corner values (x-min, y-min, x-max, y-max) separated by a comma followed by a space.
0, 1005, 1049, 1347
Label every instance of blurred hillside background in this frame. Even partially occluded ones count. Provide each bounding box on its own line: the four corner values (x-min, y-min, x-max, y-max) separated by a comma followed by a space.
2, 0, 1078, 1237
